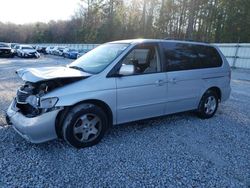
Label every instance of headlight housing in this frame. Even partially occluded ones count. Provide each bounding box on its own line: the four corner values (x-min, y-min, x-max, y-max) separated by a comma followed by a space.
40, 97, 58, 109
26, 95, 39, 108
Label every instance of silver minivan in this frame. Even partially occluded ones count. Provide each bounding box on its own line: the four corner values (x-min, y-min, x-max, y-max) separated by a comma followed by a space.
6, 39, 231, 148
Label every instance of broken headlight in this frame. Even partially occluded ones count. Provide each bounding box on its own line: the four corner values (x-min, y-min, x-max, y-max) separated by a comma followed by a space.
26, 95, 39, 108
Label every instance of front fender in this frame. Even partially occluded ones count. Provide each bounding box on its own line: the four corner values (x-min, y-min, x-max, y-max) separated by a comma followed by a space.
55, 89, 116, 124
43, 76, 117, 124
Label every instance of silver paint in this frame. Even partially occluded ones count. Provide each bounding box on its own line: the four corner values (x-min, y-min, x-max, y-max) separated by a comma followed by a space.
7, 39, 231, 143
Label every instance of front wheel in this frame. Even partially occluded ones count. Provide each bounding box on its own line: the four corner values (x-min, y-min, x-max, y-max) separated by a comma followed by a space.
62, 104, 108, 148
197, 90, 219, 119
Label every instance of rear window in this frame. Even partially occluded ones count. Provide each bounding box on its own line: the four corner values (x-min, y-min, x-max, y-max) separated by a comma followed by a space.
163, 42, 222, 71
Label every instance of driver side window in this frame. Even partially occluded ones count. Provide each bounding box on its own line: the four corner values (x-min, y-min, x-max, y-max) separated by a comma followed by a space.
121, 44, 160, 74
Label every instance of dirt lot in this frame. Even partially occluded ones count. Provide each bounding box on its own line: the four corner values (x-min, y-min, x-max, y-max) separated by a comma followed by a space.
0, 55, 249, 187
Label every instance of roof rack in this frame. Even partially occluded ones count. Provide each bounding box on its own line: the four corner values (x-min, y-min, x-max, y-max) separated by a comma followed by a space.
164, 37, 179, 40
164, 38, 209, 43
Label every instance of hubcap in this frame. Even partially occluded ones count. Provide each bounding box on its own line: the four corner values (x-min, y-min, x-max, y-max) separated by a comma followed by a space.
204, 96, 217, 115
73, 113, 101, 142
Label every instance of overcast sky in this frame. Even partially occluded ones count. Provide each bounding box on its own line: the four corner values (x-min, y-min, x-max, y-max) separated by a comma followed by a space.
0, 0, 81, 24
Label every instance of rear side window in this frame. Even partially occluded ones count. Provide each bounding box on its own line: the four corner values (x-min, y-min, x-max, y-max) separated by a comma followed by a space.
195, 45, 223, 68
163, 42, 222, 71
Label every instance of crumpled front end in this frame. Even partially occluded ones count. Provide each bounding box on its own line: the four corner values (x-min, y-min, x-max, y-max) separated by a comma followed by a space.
6, 67, 90, 143
5, 80, 64, 143
5, 80, 70, 143
6, 99, 60, 143
5, 66, 90, 143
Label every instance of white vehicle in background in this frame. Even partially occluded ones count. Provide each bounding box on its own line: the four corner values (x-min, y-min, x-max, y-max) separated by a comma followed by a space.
45, 46, 54, 54
13, 45, 20, 55
17, 45, 40, 58
52, 46, 65, 56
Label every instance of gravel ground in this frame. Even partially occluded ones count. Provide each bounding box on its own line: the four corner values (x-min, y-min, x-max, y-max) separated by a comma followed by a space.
0, 56, 249, 187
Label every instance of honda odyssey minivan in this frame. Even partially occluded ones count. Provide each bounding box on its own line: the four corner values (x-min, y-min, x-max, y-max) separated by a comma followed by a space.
6, 39, 231, 148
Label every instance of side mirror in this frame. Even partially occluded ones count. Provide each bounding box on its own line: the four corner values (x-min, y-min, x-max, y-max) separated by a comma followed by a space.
119, 64, 135, 76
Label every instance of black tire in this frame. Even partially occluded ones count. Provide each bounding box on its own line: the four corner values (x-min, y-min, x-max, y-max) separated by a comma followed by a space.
197, 90, 219, 119
62, 103, 108, 148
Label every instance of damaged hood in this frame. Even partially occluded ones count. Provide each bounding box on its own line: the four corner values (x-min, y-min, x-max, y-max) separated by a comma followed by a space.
16, 66, 91, 83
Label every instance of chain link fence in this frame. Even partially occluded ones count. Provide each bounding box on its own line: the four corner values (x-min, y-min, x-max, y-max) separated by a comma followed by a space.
215, 43, 250, 69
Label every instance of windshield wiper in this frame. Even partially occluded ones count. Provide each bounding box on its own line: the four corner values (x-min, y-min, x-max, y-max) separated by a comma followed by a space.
69, 66, 86, 72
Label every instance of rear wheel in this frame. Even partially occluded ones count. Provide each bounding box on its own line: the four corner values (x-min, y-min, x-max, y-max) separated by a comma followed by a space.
62, 104, 108, 148
197, 90, 219, 119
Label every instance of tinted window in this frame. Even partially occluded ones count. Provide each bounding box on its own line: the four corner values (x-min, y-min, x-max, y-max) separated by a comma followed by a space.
163, 42, 222, 71
195, 45, 223, 68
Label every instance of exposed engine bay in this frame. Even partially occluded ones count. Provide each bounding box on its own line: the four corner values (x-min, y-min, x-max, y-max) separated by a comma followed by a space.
16, 77, 83, 117
13, 66, 91, 117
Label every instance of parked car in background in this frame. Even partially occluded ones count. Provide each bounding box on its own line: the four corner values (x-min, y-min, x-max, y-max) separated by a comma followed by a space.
10, 43, 19, 49
13, 45, 20, 56
63, 48, 79, 59
77, 49, 89, 58
52, 46, 65, 56
17, 45, 40, 58
0, 42, 14, 58
6, 39, 231, 148
45, 46, 54, 54
36, 46, 47, 54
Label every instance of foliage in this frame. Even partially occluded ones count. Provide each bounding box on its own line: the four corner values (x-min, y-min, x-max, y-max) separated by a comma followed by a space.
0, 0, 249, 43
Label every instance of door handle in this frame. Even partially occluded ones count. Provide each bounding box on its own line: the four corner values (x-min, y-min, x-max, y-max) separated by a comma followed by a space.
169, 78, 177, 84
155, 79, 164, 86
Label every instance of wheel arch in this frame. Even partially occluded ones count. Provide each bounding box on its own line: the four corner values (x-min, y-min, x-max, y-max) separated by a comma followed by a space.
55, 99, 113, 138
206, 86, 221, 101
197, 86, 220, 119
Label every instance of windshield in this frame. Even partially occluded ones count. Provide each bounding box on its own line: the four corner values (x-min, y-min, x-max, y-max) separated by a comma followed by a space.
69, 43, 129, 74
